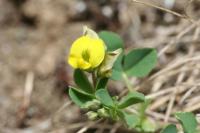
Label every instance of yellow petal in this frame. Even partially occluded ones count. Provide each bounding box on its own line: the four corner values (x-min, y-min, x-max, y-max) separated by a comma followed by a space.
77, 58, 91, 69
88, 39, 105, 68
69, 36, 91, 58
68, 54, 78, 69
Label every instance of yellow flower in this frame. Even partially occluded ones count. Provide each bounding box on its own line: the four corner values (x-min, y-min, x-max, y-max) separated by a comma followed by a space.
68, 35, 105, 70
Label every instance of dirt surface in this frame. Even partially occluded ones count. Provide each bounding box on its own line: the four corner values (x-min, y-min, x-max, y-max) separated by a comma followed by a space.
0, 0, 200, 133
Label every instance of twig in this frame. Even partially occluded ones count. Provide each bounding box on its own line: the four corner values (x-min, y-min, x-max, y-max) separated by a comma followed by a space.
147, 87, 174, 99
164, 93, 176, 123
95, 120, 108, 133
51, 101, 72, 125
186, 95, 200, 107
150, 95, 170, 110
158, 21, 197, 56
127, 108, 176, 123
184, 102, 200, 112
179, 86, 197, 105
147, 110, 176, 123
24, 71, 34, 109
17, 71, 34, 126
193, 26, 200, 41
164, 70, 186, 122
110, 123, 121, 133
150, 55, 200, 80
131, 0, 194, 22
183, 0, 194, 20
77, 119, 102, 133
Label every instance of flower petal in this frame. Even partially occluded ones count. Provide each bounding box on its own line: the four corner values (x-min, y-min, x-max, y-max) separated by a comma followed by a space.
68, 53, 78, 68
88, 39, 105, 68
77, 58, 91, 70
69, 36, 90, 58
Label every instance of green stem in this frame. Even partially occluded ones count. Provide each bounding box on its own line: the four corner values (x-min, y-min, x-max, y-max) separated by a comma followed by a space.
92, 72, 96, 90
122, 72, 133, 92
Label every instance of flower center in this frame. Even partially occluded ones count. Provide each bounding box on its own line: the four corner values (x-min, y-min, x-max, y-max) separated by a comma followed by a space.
82, 49, 90, 62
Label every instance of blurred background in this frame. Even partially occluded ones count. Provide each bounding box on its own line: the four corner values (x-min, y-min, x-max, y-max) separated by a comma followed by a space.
0, 0, 200, 132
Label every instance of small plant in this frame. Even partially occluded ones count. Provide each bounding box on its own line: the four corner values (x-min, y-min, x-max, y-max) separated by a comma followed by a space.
161, 112, 199, 133
67, 26, 198, 133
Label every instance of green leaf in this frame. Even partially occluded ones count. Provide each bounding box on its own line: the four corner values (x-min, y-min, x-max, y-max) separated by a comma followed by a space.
118, 92, 145, 108
69, 87, 93, 108
96, 78, 108, 90
161, 124, 178, 133
74, 69, 94, 94
124, 48, 157, 77
175, 112, 198, 133
141, 118, 157, 132
95, 89, 114, 107
123, 112, 140, 128
111, 69, 122, 80
111, 49, 157, 80
98, 31, 124, 51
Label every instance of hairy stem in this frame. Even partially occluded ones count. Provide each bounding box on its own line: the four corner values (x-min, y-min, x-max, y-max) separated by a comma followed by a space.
122, 72, 133, 92
92, 72, 96, 89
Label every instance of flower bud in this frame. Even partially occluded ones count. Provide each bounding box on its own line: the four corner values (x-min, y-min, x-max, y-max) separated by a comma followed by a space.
112, 96, 119, 101
83, 26, 99, 39
97, 108, 109, 118
98, 48, 122, 77
83, 99, 101, 110
86, 111, 98, 120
